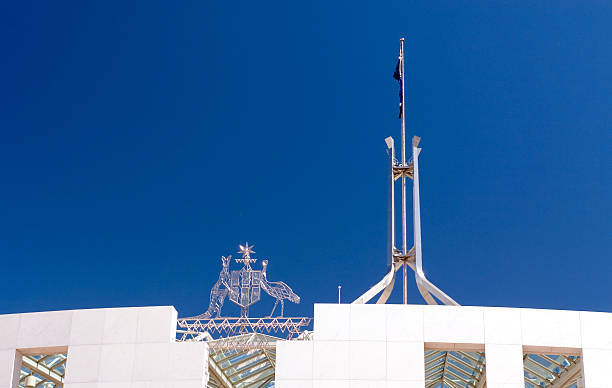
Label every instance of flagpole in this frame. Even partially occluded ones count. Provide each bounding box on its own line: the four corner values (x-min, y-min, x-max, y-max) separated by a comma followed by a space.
399, 38, 408, 305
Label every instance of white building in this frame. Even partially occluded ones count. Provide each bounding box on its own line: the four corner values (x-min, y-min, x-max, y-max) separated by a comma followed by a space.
277, 303, 612, 388
0, 306, 207, 388
2, 303, 612, 387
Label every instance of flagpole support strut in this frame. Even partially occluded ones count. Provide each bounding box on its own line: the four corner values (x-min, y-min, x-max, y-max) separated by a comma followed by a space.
352, 37, 459, 307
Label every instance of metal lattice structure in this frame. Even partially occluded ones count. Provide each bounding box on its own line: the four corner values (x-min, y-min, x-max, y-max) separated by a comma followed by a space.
177, 319, 312, 388
424, 350, 582, 388
19, 353, 66, 388
196, 243, 301, 319
524, 353, 581, 387
177, 317, 311, 350
179, 243, 310, 387
206, 333, 279, 388
425, 350, 486, 388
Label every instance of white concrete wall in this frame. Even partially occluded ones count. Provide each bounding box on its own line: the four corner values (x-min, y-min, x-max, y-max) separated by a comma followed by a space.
276, 304, 612, 388
0, 306, 208, 388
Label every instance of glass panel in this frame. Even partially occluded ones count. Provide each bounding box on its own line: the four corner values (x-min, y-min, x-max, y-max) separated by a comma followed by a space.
524, 353, 581, 388
20, 353, 67, 388
425, 349, 486, 388
208, 333, 278, 388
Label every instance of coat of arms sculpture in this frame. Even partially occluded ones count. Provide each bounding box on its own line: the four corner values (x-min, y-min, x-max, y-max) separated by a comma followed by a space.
196, 242, 300, 318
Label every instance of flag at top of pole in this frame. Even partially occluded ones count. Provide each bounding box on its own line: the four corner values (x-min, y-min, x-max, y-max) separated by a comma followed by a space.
393, 39, 404, 119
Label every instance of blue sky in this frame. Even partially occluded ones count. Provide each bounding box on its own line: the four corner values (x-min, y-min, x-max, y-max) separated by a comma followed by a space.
1, 1, 611, 318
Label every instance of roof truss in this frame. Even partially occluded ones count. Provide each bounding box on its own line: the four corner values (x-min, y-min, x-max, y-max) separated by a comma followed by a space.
207, 333, 279, 388
524, 353, 581, 387
424, 350, 485, 388
20, 353, 66, 388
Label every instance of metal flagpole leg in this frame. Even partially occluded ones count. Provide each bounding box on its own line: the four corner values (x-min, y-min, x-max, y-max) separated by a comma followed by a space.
412, 136, 459, 306
352, 38, 459, 307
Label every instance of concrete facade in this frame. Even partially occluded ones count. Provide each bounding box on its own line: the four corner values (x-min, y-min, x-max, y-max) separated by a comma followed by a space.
276, 304, 612, 388
0, 306, 208, 388
3, 304, 612, 388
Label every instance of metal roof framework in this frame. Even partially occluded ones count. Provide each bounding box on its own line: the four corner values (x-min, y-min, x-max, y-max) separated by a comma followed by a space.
177, 316, 312, 388
12, 343, 582, 388
19, 353, 66, 388
206, 333, 279, 388
177, 317, 311, 345
425, 350, 486, 388
524, 353, 581, 387
424, 350, 581, 388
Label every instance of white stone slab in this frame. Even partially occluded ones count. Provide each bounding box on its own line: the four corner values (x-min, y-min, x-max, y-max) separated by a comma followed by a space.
582, 348, 612, 387
98, 344, 135, 382
131, 382, 172, 388
483, 307, 522, 345
485, 343, 524, 385
386, 381, 428, 388
98, 383, 130, 388
168, 342, 207, 381
70, 309, 106, 346
314, 304, 350, 341
275, 380, 313, 388
65, 345, 101, 383
350, 304, 386, 341
102, 308, 138, 345
386, 341, 424, 382
17, 310, 73, 349
169, 379, 206, 388
137, 307, 177, 344
0, 315, 20, 351
348, 341, 386, 380
313, 340, 349, 379
349, 380, 384, 388
520, 308, 581, 349
312, 380, 349, 388
276, 341, 313, 380
0, 349, 16, 387
423, 305, 484, 344
386, 305, 423, 342
132, 343, 171, 381
63, 383, 100, 388
581, 311, 612, 350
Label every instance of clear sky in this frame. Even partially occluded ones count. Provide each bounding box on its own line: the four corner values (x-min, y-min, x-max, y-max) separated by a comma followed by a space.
1, 1, 611, 318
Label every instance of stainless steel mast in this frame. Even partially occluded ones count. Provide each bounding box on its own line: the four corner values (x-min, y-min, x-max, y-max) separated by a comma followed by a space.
352, 38, 458, 306
399, 38, 408, 305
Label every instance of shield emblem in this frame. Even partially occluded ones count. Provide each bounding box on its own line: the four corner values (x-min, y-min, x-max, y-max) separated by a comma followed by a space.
229, 269, 261, 307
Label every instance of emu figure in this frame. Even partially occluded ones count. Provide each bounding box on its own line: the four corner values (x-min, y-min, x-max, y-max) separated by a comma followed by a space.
260, 260, 300, 317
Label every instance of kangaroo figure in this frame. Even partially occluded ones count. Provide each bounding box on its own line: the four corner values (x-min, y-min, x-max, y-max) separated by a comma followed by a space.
196, 255, 232, 319
260, 260, 300, 317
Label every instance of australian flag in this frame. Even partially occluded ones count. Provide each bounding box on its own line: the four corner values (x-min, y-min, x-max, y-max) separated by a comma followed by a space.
393, 58, 403, 118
